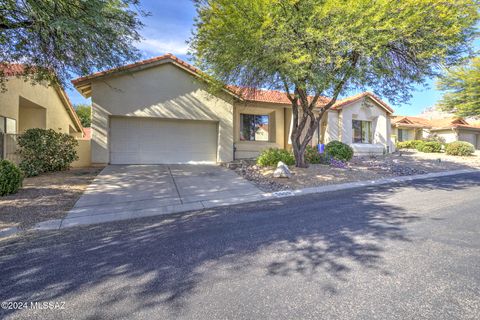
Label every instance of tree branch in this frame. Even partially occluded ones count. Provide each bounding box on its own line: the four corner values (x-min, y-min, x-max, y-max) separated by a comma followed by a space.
0, 20, 33, 29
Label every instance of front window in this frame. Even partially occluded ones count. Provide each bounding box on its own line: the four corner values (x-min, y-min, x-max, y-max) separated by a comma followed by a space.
398, 129, 407, 142
0, 116, 16, 134
240, 114, 269, 141
352, 120, 372, 144
5, 118, 16, 134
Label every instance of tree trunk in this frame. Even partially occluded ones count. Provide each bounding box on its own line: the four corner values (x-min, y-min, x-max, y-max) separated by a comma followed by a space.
292, 140, 308, 168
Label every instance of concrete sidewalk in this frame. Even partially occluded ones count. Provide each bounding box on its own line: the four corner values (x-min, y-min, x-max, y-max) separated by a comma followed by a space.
32, 168, 479, 231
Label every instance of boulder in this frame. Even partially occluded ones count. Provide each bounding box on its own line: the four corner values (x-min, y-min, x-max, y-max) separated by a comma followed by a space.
273, 161, 292, 178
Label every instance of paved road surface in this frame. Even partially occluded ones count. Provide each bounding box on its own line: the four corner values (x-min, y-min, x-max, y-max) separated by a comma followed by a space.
1, 173, 479, 319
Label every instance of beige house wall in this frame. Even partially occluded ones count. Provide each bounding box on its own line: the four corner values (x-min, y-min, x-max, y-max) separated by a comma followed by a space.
90, 63, 234, 164
338, 98, 392, 152
233, 101, 285, 159
71, 139, 92, 167
432, 129, 457, 143
0, 77, 81, 137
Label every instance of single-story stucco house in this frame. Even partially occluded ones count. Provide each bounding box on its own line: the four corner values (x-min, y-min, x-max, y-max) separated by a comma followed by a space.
392, 115, 480, 149
0, 64, 89, 164
72, 54, 395, 165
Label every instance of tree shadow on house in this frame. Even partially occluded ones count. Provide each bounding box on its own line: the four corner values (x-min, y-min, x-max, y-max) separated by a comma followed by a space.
0, 172, 478, 319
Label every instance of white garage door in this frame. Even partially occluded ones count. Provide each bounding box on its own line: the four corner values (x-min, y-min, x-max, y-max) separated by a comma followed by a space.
110, 117, 218, 164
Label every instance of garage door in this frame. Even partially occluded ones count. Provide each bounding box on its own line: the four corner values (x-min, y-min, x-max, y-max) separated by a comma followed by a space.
110, 117, 218, 164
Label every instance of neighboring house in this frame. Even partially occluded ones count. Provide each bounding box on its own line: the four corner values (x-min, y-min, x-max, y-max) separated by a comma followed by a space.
0, 64, 84, 161
391, 116, 431, 142
392, 115, 480, 149
429, 118, 480, 149
72, 54, 395, 165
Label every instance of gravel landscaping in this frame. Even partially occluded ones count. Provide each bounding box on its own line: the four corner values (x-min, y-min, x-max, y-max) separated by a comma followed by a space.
231, 150, 480, 192
0, 167, 103, 230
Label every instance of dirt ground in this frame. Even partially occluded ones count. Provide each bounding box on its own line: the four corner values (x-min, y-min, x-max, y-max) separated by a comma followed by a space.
0, 167, 103, 230
235, 150, 480, 191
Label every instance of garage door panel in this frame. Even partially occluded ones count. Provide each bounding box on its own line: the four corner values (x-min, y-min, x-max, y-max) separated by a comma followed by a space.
110, 117, 218, 164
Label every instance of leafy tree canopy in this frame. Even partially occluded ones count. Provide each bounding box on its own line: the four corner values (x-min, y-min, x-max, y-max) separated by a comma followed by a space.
0, 0, 147, 87
75, 104, 91, 128
190, 0, 479, 166
437, 57, 480, 118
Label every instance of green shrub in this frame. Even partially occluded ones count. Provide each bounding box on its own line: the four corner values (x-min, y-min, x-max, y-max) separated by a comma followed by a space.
18, 128, 79, 177
417, 141, 442, 153
325, 140, 354, 162
257, 148, 295, 167
305, 145, 321, 164
445, 141, 475, 156
0, 160, 23, 196
396, 140, 424, 149
414, 141, 425, 151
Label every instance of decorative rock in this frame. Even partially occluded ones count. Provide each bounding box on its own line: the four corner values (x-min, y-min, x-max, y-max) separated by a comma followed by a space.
273, 161, 292, 178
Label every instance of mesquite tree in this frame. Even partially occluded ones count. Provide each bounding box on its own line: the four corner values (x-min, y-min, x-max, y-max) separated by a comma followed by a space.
437, 57, 480, 118
0, 0, 147, 87
190, 0, 478, 167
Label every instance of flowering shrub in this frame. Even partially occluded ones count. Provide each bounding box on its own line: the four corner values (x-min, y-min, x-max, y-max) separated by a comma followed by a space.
329, 157, 348, 169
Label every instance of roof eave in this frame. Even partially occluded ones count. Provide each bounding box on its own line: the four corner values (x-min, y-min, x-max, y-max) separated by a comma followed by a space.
72, 56, 243, 101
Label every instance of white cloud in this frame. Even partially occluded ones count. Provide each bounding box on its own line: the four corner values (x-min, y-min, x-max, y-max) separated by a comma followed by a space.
136, 37, 189, 56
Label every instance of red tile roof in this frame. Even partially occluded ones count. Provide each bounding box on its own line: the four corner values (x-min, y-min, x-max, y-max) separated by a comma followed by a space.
72, 54, 395, 113
72, 53, 206, 86
0, 63, 28, 76
429, 117, 480, 131
392, 116, 480, 131
228, 86, 331, 105
391, 116, 432, 128
82, 127, 92, 139
332, 92, 394, 114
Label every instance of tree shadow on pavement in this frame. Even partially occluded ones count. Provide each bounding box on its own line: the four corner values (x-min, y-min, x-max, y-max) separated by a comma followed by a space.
0, 172, 478, 319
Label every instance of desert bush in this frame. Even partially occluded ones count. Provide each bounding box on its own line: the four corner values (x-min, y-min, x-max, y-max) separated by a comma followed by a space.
325, 140, 354, 162
417, 141, 442, 153
445, 141, 475, 156
424, 133, 446, 144
0, 160, 23, 196
396, 140, 424, 149
17, 128, 79, 177
256, 148, 295, 167
305, 145, 322, 164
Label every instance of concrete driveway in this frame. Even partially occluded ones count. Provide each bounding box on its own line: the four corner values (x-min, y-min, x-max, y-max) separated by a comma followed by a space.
63, 165, 262, 227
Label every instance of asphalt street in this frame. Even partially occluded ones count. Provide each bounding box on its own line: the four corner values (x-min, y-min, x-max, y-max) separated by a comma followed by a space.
1, 172, 479, 320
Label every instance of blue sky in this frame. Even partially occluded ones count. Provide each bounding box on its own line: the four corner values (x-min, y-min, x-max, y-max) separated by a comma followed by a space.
67, 0, 478, 116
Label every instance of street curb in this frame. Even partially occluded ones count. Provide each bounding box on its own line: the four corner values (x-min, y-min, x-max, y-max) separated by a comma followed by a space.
18, 168, 479, 233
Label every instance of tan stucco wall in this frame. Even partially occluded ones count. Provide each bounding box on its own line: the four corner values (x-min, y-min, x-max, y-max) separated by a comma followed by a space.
90, 63, 234, 163
233, 101, 285, 159
337, 98, 391, 153
324, 111, 339, 143
71, 139, 92, 167
433, 129, 457, 143
392, 127, 428, 142
0, 77, 81, 136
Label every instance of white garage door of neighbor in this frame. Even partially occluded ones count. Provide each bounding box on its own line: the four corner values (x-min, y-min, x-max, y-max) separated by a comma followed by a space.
110, 117, 218, 164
